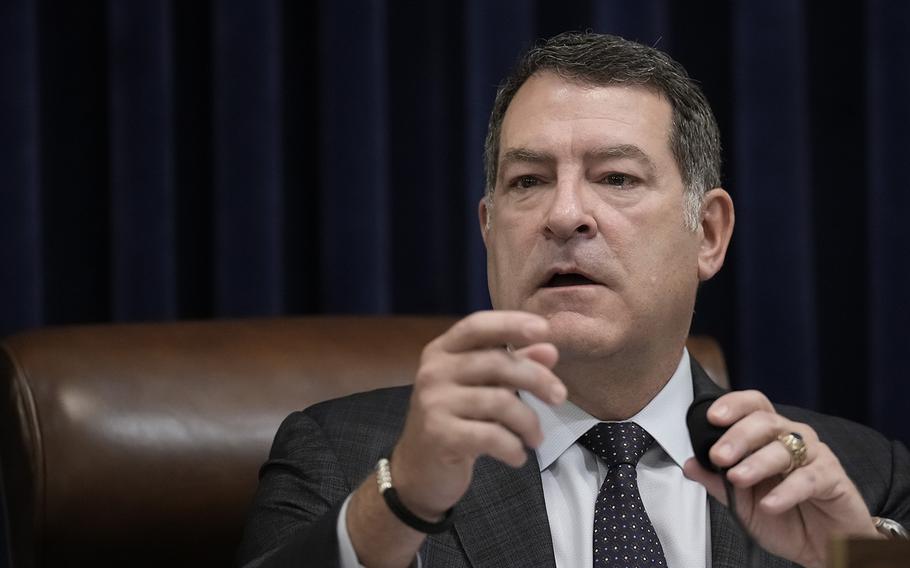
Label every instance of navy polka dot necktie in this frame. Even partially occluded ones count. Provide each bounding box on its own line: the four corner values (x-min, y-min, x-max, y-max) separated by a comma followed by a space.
579, 422, 667, 567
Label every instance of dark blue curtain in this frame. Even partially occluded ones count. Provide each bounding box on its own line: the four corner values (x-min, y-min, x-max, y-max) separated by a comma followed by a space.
2, 2, 909, 560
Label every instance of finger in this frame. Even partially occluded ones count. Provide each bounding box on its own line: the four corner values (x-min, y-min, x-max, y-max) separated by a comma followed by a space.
449, 386, 544, 448
435, 311, 550, 353
726, 437, 797, 488
757, 460, 832, 514
512, 343, 565, 403
708, 390, 775, 427
434, 348, 565, 404
512, 342, 559, 369
445, 419, 529, 468
683, 458, 728, 505
709, 409, 793, 468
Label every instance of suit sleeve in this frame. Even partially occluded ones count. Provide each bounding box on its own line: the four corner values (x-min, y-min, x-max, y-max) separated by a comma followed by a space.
879, 439, 910, 526
237, 411, 351, 568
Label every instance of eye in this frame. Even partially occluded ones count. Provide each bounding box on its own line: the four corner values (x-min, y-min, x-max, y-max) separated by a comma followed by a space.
601, 173, 637, 188
509, 175, 542, 190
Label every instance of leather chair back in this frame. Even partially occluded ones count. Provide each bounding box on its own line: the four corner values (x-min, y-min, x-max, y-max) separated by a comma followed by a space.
0, 317, 727, 567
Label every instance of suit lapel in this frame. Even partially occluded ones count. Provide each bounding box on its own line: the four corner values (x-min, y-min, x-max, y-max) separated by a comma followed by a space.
691, 357, 725, 401
690, 360, 742, 567
453, 451, 556, 568
708, 495, 751, 568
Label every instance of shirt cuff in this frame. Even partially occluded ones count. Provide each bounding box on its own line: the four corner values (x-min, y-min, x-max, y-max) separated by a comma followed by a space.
336, 493, 423, 568
337, 494, 364, 568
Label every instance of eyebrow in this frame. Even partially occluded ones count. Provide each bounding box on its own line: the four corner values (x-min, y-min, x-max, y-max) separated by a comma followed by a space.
499, 148, 556, 168
585, 144, 657, 177
499, 144, 657, 177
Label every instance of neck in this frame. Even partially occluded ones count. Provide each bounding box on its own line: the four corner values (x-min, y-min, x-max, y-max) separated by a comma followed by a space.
557, 342, 685, 421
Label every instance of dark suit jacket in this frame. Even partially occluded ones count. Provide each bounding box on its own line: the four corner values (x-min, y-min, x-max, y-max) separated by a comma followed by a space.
238, 360, 910, 567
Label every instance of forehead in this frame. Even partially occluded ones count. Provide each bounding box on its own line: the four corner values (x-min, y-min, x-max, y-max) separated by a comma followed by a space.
499, 72, 675, 166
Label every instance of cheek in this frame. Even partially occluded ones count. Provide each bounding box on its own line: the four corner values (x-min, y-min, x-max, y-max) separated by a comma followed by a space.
493, 239, 532, 285
610, 207, 699, 288
489, 214, 536, 264
485, 231, 525, 303
487, 223, 544, 306
643, 233, 701, 303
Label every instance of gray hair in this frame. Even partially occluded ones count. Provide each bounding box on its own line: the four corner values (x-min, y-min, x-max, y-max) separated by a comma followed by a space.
483, 32, 721, 230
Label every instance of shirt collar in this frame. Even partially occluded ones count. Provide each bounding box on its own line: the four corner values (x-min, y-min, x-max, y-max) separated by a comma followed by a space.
520, 349, 696, 471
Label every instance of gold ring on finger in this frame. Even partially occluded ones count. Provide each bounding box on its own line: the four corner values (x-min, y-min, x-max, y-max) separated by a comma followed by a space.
776, 431, 807, 475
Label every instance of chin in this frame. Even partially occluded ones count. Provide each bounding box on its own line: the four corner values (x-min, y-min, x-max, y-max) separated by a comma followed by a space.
543, 311, 630, 360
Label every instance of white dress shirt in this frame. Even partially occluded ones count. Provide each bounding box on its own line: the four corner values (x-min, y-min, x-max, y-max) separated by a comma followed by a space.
338, 349, 710, 567
524, 349, 710, 568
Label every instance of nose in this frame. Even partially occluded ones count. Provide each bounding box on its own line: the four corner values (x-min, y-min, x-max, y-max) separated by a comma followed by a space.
544, 181, 597, 241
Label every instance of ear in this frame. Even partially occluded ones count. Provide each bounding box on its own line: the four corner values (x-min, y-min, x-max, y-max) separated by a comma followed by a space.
697, 188, 735, 281
478, 196, 491, 248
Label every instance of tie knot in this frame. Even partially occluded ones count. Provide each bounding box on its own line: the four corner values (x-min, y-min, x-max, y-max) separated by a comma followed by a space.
579, 422, 654, 467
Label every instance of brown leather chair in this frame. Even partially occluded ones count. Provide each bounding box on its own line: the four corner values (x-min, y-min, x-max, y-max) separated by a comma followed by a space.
0, 317, 728, 567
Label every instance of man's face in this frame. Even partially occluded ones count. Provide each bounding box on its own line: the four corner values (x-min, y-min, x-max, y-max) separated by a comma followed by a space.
480, 72, 703, 361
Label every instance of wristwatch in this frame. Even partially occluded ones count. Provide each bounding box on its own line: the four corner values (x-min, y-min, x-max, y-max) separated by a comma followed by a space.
874, 516, 909, 540
375, 457, 454, 534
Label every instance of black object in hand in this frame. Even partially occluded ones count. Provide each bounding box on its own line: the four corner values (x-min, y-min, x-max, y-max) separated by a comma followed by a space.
686, 393, 728, 472
686, 392, 759, 565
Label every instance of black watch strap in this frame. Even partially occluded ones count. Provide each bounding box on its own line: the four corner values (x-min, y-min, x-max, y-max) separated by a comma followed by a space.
376, 458, 454, 534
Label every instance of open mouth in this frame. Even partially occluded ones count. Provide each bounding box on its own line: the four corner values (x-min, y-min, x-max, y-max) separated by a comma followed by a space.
543, 273, 598, 287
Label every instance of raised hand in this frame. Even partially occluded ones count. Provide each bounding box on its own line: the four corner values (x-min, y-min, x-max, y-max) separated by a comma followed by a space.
391, 310, 565, 519
683, 390, 880, 568
347, 310, 565, 568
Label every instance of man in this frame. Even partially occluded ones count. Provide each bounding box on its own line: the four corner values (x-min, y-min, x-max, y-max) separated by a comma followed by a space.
238, 32, 909, 567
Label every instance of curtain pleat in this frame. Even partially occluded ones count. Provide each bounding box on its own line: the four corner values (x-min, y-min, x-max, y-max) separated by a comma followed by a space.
732, 1, 819, 406
866, 0, 910, 439
386, 1, 461, 313
108, 0, 176, 320
213, 0, 284, 316
37, 1, 112, 325
318, 0, 391, 313
0, 0, 42, 334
